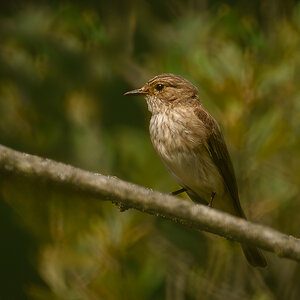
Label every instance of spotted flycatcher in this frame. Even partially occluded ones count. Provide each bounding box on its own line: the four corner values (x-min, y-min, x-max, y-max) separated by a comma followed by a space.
124, 73, 267, 267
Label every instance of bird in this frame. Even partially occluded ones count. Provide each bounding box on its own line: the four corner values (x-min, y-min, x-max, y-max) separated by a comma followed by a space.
124, 73, 267, 268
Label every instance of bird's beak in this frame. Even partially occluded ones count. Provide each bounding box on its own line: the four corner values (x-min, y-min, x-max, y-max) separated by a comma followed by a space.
124, 88, 147, 96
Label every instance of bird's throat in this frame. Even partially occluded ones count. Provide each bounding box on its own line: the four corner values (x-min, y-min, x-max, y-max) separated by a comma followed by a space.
146, 95, 169, 115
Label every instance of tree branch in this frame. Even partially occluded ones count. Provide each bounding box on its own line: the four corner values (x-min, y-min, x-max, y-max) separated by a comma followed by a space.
0, 144, 299, 263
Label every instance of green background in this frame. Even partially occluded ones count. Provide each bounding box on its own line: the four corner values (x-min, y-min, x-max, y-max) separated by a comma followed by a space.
0, 0, 300, 299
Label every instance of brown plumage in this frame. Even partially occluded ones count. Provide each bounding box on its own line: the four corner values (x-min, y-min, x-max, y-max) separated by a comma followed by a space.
124, 73, 267, 268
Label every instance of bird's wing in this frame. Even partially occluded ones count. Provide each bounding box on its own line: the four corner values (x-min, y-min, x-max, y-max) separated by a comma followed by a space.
195, 106, 245, 218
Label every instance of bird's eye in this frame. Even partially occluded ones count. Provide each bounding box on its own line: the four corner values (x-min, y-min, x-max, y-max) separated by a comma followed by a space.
155, 84, 164, 91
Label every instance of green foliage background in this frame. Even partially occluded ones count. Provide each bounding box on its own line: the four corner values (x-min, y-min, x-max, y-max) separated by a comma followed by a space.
0, 0, 300, 299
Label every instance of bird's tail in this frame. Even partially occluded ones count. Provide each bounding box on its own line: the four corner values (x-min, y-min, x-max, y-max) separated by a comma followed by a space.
241, 244, 267, 268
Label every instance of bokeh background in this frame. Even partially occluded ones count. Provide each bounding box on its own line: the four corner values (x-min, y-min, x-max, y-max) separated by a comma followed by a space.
0, 0, 300, 299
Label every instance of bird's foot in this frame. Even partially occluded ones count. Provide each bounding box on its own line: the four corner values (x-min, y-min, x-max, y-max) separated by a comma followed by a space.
208, 192, 216, 207
112, 201, 129, 212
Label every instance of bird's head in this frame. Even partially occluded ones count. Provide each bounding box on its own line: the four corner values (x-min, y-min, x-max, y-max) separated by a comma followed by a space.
124, 73, 199, 114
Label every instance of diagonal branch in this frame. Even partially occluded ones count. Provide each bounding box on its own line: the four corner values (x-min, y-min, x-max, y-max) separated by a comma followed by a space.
0, 144, 299, 262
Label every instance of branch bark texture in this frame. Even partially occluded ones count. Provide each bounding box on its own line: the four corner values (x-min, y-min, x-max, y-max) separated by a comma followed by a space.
0, 144, 299, 263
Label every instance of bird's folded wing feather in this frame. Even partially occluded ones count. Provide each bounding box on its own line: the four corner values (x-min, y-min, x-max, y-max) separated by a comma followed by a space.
195, 106, 245, 218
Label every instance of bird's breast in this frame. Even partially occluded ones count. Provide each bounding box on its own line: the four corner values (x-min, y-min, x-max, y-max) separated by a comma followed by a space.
149, 110, 201, 159
149, 109, 225, 202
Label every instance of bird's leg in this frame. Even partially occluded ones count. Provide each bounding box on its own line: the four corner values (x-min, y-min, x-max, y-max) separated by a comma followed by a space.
208, 192, 216, 207
171, 188, 187, 196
